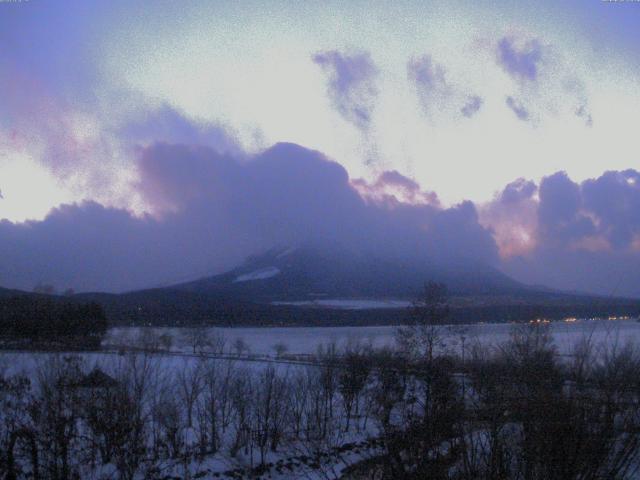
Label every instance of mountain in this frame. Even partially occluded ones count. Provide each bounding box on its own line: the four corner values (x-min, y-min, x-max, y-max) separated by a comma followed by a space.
174, 245, 528, 302
4, 246, 640, 327
74, 244, 633, 326
0, 286, 34, 299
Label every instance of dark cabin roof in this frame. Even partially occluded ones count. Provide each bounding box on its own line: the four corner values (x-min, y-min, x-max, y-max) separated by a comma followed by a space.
73, 368, 118, 389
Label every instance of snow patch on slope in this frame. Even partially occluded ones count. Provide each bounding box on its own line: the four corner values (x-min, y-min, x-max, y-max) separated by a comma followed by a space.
272, 299, 412, 310
276, 246, 297, 259
233, 266, 281, 283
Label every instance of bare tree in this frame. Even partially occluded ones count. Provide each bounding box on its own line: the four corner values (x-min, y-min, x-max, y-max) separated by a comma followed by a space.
288, 370, 310, 438
182, 326, 211, 354
272, 342, 289, 358
316, 342, 340, 439
197, 359, 233, 455
109, 354, 157, 480
0, 373, 37, 480
176, 361, 204, 429
233, 337, 250, 357
152, 387, 182, 459
396, 281, 450, 362
158, 332, 174, 352
138, 328, 163, 352
338, 347, 371, 432
209, 328, 227, 355
229, 368, 253, 458
33, 355, 84, 480
252, 366, 291, 464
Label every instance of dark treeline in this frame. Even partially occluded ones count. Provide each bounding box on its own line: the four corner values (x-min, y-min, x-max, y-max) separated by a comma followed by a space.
0, 296, 108, 348
79, 288, 640, 327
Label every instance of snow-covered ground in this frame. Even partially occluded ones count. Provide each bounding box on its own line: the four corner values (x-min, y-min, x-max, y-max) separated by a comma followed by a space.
105, 318, 640, 356
3, 319, 640, 479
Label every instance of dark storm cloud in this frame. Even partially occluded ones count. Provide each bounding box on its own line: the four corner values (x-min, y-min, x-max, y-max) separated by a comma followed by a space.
500, 178, 537, 205
312, 50, 379, 130
2, 140, 640, 297
0, 142, 498, 292
582, 170, 640, 249
495, 170, 640, 297
537, 171, 596, 245
426, 201, 499, 265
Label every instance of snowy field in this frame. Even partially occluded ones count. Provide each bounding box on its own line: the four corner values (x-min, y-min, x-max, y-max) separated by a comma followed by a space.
105, 318, 640, 356
2, 319, 640, 479
3, 319, 639, 374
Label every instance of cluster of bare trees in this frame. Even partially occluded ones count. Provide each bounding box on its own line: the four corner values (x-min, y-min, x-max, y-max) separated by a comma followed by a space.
2, 329, 640, 479
0, 342, 380, 479
345, 282, 640, 479
345, 321, 640, 480
107, 327, 230, 356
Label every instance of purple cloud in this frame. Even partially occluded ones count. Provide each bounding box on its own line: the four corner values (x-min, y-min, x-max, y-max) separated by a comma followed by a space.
312, 50, 378, 130
500, 178, 537, 205
408, 56, 483, 119
497, 36, 543, 82
2, 142, 640, 298
0, 142, 498, 292
537, 171, 596, 245
497, 36, 594, 127
407, 55, 452, 115
575, 103, 593, 127
480, 178, 539, 258
120, 104, 243, 155
493, 170, 640, 297
353, 170, 440, 206
377, 170, 421, 193
461, 95, 483, 118
506, 96, 530, 121
582, 170, 640, 249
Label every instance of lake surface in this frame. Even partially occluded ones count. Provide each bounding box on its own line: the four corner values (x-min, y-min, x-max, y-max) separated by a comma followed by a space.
105, 318, 640, 356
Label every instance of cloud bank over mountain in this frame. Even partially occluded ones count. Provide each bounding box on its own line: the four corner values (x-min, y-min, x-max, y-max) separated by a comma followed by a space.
0, 141, 498, 292
1, 135, 639, 296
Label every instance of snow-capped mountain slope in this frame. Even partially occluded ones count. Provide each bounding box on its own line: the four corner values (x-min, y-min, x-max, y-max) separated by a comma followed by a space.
174, 244, 529, 303
68, 245, 640, 325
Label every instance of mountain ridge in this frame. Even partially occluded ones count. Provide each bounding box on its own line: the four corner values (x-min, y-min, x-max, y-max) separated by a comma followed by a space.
174, 244, 531, 301
3, 245, 640, 327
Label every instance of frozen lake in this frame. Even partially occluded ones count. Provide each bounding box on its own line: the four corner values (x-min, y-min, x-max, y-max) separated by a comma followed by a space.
105, 318, 640, 356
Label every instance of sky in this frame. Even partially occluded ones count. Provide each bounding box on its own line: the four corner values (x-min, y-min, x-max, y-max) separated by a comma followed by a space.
1, 0, 640, 296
